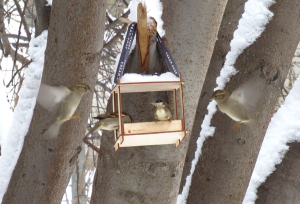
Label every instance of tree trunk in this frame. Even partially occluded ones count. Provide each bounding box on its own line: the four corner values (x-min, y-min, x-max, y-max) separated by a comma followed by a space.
186, 1, 300, 204
2, 0, 106, 203
34, 0, 51, 36
256, 142, 300, 204
179, 0, 247, 193
90, 0, 228, 203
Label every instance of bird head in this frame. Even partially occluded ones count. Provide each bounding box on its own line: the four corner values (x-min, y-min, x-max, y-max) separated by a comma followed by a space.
72, 83, 91, 95
211, 90, 230, 103
151, 99, 165, 107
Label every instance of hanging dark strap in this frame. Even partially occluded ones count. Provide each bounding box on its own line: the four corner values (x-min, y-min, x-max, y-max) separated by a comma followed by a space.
114, 22, 137, 83
156, 33, 179, 77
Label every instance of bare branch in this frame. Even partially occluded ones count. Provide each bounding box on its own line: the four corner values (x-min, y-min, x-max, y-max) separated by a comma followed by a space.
6, 33, 28, 40
6, 59, 31, 87
105, 9, 130, 30
83, 137, 100, 153
0, 10, 30, 64
13, 0, 31, 41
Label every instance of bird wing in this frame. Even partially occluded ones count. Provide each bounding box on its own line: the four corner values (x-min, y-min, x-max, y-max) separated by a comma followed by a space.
93, 112, 133, 122
37, 83, 71, 112
230, 78, 264, 111
93, 112, 121, 120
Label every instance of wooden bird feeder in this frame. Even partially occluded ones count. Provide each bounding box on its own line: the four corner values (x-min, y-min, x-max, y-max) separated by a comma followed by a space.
111, 74, 187, 151
111, 3, 187, 151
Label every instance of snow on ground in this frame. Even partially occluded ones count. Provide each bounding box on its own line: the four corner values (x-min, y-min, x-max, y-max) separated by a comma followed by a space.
243, 75, 300, 203
0, 31, 47, 202
177, 0, 275, 203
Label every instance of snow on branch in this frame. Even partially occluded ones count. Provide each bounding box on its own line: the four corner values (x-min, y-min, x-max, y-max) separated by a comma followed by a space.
243, 74, 300, 204
0, 31, 47, 202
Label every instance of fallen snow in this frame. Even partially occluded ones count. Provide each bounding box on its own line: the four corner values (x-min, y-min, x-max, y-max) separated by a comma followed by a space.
0, 31, 47, 202
177, 0, 275, 203
120, 72, 180, 83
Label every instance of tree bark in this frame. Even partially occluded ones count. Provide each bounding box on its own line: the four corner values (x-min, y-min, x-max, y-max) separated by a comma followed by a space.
34, 0, 51, 36
179, 0, 247, 193
186, 0, 300, 203
256, 142, 300, 204
90, 0, 228, 203
2, 0, 106, 203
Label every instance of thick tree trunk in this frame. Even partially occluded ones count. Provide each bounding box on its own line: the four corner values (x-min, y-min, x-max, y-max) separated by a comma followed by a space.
179, 0, 247, 192
90, 0, 228, 203
256, 142, 300, 204
186, 1, 300, 204
2, 0, 106, 204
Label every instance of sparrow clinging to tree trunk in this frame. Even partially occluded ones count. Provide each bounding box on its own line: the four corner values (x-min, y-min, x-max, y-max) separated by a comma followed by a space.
211, 78, 264, 126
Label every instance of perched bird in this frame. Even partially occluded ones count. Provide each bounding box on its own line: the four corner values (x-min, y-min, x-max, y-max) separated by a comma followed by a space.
86, 112, 133, 136
151, 99, 172, 121
37, 83, 91, 139
211, 79, 263, 125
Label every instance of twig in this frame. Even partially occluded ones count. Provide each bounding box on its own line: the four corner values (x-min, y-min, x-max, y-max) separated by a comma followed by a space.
13, 0, 31, 41
6, 59, 31, 87
12, 0, 29, 71
83, 137, 100, 153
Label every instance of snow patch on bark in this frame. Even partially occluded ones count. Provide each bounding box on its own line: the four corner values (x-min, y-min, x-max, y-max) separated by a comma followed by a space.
0, 31, 47, 202
177, 0, 275, 203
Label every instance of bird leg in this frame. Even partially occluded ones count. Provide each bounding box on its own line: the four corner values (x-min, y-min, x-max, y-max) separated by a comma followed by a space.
232, 122, 242, 131
70, 114, 81, 120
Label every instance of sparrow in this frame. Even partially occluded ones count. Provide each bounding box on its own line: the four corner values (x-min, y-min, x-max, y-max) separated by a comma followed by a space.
211, 90, 251, 123
151, 99, 172, 121
37, 83, 91, 139
211, 79, 263, 124
86, 112, 133, 136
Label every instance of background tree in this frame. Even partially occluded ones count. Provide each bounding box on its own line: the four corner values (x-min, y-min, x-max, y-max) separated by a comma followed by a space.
179, 0, 247, 192
185, 0, 300, 203
1, 0, 106, 203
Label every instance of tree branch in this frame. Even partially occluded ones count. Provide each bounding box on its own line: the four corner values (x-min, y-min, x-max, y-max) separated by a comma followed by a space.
13, 0, 31, 41
83, 137, 100, 153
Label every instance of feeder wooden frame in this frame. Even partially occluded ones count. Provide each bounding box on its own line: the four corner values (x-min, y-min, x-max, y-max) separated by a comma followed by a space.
111, 74, 187, 151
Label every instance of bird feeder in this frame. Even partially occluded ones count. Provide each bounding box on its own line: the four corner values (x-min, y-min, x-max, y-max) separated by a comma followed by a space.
110, 4, 187, 150
111, 74, 187, 151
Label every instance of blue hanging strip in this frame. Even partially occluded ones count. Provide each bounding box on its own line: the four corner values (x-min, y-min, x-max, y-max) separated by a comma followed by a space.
156, 33, 179, 77
114, 22, 137, 84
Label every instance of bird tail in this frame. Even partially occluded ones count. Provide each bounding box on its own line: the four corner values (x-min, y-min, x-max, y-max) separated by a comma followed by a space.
44, 120, 63, 140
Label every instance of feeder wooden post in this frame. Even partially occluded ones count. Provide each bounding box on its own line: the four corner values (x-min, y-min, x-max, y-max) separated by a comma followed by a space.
137, 3, 157, 73
173, 89, 178, 119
